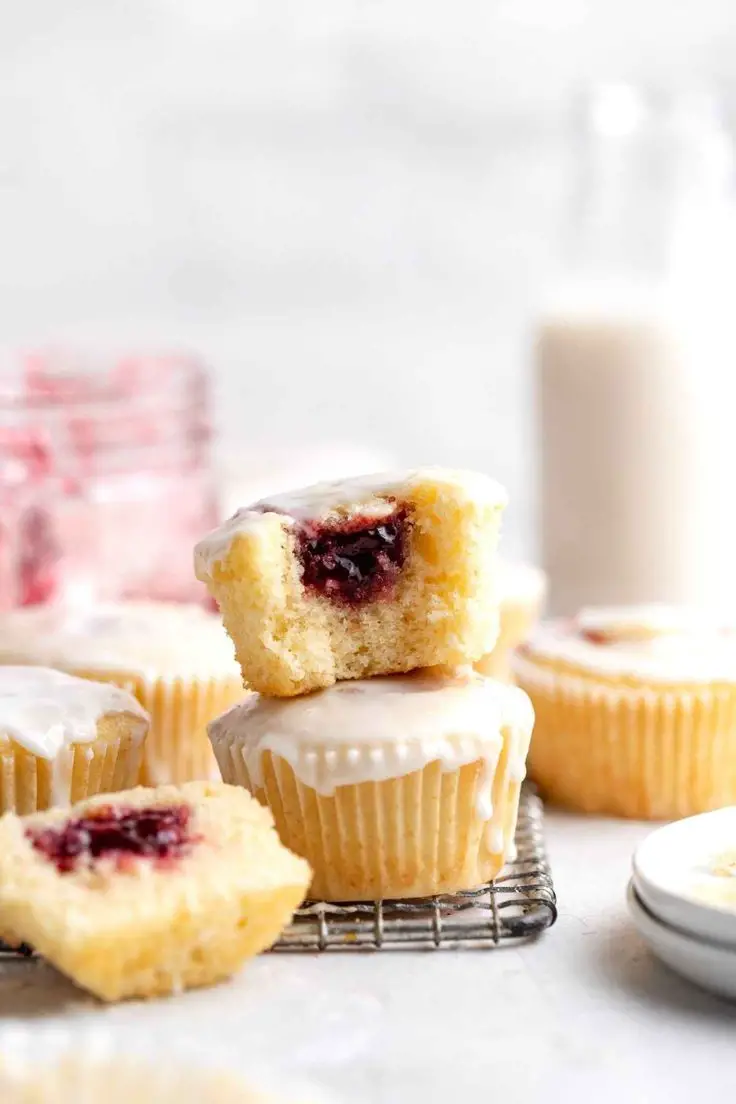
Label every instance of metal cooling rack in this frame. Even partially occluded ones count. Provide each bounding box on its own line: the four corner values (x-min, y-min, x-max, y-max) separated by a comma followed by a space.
0, 787, 555, 959
272, 784, 556, 952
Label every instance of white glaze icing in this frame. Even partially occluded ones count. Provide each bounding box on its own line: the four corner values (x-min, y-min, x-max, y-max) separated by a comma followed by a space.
208, 669, 534, 823
0, 667, 147, 760
517, 605, 736, 684
0, 601, 240, 681
576, 604, 722, 639
195, 466, 508, 578
50, 748, 76, 808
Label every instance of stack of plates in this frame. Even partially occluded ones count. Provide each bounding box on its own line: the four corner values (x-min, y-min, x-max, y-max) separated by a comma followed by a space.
629, 808, 736, 1001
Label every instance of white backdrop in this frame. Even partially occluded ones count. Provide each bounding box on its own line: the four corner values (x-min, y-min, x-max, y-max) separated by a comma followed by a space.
1, 0, 735, 558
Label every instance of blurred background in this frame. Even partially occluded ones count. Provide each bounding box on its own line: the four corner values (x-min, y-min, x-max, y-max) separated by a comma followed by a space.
3, 1, 736, 613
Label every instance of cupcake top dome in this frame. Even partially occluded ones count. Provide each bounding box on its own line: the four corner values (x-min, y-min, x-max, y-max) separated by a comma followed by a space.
0, 602, 239, 681
519, 605, 736, 683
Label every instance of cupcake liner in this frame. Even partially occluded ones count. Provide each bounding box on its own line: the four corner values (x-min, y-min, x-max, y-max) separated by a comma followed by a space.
515, 655, 736, 819
214, 736, 527, 902
0, 721, 143, 815
73, 669, 244, 785
0, 1026, 314, 1103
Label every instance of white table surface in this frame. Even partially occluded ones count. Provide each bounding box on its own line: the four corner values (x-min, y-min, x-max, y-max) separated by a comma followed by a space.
2, 810, 736, 1103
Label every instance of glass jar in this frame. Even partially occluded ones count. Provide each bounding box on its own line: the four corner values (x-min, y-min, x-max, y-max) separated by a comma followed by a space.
0, 350, 218, 609
536, 86, 736, 615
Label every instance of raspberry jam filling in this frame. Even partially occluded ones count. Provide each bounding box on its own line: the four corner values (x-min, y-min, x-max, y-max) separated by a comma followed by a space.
28, 804, 195, 873
296, 507, 409, 605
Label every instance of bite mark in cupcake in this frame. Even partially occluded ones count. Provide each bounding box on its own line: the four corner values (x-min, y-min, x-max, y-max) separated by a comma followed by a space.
195, 468, 507, 696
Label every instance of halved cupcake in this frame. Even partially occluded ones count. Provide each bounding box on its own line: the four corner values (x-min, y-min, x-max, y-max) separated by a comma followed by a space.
0, 781, 310, 1000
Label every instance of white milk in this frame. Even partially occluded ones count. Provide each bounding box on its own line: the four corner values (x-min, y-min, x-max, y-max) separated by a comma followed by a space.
537, 285, 736, 615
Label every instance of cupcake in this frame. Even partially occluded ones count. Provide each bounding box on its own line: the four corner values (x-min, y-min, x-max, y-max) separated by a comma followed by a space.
0, 1027, 304, 1103
475, 560, 547, 682
195, 468, 507, 697
0, 667, 147, 814
0, 781, 310, 1001
208, 668, 534, 901
514, 605, 736, 819
0, 1054, 274, 1103
0, 602, 243, 785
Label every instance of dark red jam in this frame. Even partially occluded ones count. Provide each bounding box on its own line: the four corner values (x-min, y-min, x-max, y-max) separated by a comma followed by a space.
296, 507, 409, 605
28, 804, 196, 873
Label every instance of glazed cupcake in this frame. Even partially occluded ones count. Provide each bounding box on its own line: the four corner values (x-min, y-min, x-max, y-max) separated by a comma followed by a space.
0, 667, 147, 814
514, 605, 736, 819
0, 602, 243, 785
195, 468, 507, 697
476, 560, 547, 682
209, 668, 534, 901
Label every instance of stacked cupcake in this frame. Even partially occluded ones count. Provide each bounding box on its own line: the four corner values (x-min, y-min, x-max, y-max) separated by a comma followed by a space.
195, 468, 536, 901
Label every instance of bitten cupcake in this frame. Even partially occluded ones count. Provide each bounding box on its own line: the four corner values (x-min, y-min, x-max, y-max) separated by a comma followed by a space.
195, 468, 507, 697
476, 560, 547, 682
209, 668, 534, 901
0, 667, 147, 814
514, 605, 736, 819
0, 602, 243, 785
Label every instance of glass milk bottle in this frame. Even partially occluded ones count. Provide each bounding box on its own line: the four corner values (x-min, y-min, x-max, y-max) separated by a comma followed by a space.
536, 86, 736, 616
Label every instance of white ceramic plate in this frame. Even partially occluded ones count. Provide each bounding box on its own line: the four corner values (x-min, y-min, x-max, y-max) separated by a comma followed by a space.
627, 881, 736, 1002
632, 807, 736, 946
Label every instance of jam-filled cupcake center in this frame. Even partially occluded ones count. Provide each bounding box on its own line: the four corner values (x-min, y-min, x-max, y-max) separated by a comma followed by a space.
297, 507, 409, 604
28, 804, 195, 873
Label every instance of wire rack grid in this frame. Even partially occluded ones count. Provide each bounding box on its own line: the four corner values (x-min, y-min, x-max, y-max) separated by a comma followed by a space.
272, 783, 556, 952
0, 787, 555, 960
